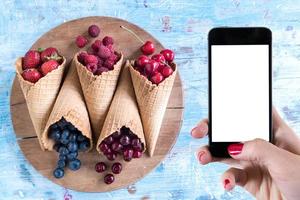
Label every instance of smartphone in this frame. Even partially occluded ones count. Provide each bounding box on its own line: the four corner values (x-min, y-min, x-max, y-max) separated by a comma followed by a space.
208, 27, 272, 157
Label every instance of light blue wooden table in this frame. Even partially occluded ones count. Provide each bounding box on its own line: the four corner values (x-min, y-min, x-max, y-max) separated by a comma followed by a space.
1, 0, 300, 199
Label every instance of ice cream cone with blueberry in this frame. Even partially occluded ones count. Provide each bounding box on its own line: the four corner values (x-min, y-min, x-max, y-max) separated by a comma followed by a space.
42, 60, 93, 179
97, 61, 146, 162
120, 25, 177, 157
75, 34, 124, 139
15, 47, 66, 150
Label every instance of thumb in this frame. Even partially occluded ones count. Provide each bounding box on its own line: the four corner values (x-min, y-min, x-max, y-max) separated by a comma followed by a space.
227, 139, 290, 167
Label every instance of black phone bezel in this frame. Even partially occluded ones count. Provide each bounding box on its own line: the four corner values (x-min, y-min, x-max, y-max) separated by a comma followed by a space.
208, 27, 272, 157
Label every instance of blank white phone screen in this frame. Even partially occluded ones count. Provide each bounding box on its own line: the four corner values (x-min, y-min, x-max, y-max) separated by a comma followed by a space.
211, 45, 270, 142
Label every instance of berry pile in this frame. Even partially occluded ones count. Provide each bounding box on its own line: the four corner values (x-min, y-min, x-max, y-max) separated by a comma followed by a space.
99, 126, 144, 162
120, 25, 175, 85
21, 47, 63, 83
75, 24, 119, 75
133, 50, 175, 85
96, 126, 144, 184
48, 118, 91, 179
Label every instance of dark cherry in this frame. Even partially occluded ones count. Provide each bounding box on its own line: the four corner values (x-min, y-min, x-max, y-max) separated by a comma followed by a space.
112, 131, 122, 139
151, 54, 165, 63
160, 49, 174, 62
111, 142, 123, 152
104, 174, 115, 184
95, 162, 107, 173
133, 150, 142, 158
141, 41, 155, 55
111, 162, 122, 174
119, 135, 130, 146
99, 143, 109, 152
104, 136, 114, 145
131, 138, 140, 147
123, 149, 133, 161
133, 143, 143, 151
103, 148, 112, 155
145, 60, 159, 76
106, 152, 117, 161
136, 55, 150, 67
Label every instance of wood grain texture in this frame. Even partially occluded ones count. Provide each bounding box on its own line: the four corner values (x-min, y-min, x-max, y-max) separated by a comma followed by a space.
10, 16, 184, 192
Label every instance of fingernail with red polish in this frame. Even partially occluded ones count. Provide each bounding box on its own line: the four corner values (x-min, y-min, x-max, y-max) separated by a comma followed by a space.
227, 143, 244, 155
224, 179, 230, 189
190, 127, 197, 135
197, 151, 205, 162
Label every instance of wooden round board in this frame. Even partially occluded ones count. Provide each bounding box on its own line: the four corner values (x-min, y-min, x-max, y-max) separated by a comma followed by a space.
10, 16, 184, 192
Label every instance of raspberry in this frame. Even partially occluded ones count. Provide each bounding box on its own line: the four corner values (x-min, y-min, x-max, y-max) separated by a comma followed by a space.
77, 52, 88, 64
104, 59, 115, 70
91, 40, 102, 52
88, 25, 100, 37
95, 67, 109, 75
86, 63, 98, 74
102, 36, 114, 46
84, 55, 98, 65
76, 35, 88, 48
98, 44, 111, 59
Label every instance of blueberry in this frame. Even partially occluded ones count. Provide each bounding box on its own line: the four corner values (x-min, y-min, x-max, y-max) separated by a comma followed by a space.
49, 123, 59, 131
67, 152, 78, 160
60, 138, 69, 145
53, 143, 61, 152
57, 118, 67, 129
77, 134, 85, 142
53, 168, 64, 179
68, 159, 81, 171
59, 154, 67, 160
79, 141, 90, 151
67, 142, 78, 152
59, 146, 69, 155
67, 123, 76, 131
61, 129, 70, 140
49, 130, 61, 141
57, 159, 66, 168
68, 133, 77, 142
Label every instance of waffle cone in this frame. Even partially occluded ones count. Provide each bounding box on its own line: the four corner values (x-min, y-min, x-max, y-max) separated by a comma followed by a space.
96, 61, 146, 153
42, 59, 93, 151
15, 57, 66, 150
75, 52, 124, 139
129, 61, 177, 157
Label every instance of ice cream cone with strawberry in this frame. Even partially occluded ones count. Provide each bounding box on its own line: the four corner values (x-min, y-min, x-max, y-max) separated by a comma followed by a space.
15, 47, 66, 150
120, 25, 177, 156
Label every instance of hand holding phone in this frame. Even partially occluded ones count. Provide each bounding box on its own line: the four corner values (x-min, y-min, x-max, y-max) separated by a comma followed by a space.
208, 27, 272, 157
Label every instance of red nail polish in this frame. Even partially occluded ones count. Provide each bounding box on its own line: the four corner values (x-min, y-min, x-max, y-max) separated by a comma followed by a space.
224, 179, 230, 189
197, 151, 205, 162
227, 143, 244, 155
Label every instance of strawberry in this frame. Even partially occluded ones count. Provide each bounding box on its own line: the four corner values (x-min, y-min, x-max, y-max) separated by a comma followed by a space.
40, 47, 58, 62
22, 68, 42, 83
23, 50, 41, 69
40, 60, 59, 76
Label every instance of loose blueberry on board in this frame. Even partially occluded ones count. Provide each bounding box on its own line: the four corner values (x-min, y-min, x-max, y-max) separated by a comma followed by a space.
57, 159, 66, 168
68, 159, 81, 171
67, 152, 78, 160
53, 168, 64, 179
